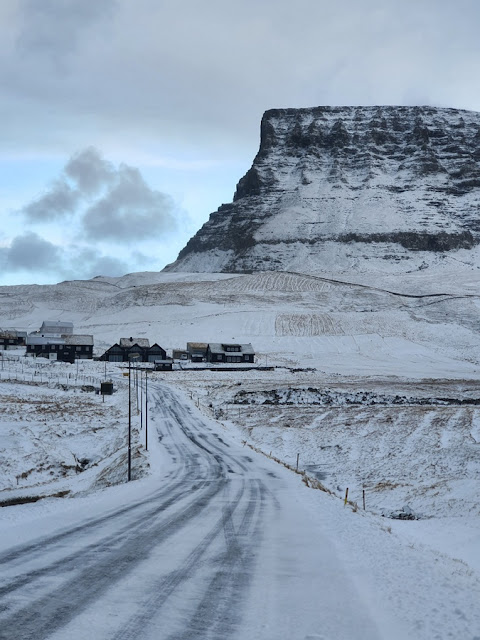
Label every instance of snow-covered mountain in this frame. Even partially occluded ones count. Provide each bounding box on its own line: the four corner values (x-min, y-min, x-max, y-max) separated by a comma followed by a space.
166, 105, 480, 274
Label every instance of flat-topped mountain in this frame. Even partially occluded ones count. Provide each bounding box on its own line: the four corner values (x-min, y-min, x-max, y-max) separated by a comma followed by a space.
166, 105, 480, 274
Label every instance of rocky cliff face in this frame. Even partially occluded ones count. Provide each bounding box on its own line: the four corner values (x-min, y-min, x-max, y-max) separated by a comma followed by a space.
165, 106, 480, 274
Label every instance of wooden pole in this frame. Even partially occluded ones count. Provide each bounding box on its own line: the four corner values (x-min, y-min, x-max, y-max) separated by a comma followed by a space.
344, 488, 349, 506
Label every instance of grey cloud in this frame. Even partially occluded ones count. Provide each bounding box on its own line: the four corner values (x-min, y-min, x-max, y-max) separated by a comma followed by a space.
21, 178, 80, 222
16, 0, 117, 62
67, 247, 129, 279
82, 164, 177, 242
4, 232, 62, 271
3, 0, 480, 158
65, 147, 114, 195
84, 255, 129, 278
0, 233, 131, 281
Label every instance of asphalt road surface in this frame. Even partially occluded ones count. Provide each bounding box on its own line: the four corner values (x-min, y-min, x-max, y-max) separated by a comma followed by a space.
0, 383, 382, 640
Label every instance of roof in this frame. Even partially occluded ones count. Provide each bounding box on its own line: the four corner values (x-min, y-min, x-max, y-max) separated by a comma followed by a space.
119, 337, 150, 348
64, 334, 94, 346
41, 320, 74, 328
26, 335, 65, 346
187, 342, 208, 350
0, 330, 17, 339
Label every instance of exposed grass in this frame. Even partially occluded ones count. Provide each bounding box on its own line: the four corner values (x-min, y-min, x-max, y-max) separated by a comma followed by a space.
0, 490, 70, 508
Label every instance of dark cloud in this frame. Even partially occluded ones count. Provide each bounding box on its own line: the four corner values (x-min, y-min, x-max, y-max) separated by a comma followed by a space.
19, 148, 178, 241
81, 164, 177, 242
65, 147, 114, 195
4, 232, 62, 271
0, 233, 132, 282
21, 179, 80, 221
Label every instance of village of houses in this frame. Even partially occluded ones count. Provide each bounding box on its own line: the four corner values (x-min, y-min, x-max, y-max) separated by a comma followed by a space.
0, 321, 256, 370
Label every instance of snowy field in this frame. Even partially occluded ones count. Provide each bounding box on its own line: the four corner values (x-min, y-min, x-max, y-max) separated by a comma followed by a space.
0, 269, 480, 638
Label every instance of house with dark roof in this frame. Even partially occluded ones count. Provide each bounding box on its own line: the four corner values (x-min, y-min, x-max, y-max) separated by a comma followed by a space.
100, 338, 167, 363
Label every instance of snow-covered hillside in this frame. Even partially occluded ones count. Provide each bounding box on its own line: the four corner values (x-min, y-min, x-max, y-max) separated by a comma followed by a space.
2, 268, 479, 376
1, 267, 480, 638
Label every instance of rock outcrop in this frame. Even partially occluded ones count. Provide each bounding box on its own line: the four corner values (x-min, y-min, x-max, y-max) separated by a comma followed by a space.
165, 106, 480, 274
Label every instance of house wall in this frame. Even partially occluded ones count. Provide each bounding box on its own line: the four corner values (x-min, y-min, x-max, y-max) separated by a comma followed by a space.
27, 343, 92, 362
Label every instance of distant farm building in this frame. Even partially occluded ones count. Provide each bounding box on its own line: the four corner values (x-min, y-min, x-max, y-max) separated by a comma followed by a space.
172, 349, 188, 361
206, 343, 255, 364
187, 342, 208, 362
0, 330, 27, 350
39, 320, 74, 336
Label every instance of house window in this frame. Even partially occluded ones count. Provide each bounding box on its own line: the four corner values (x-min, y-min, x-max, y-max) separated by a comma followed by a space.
76, 346, 81, 351
216, 354, 222, 361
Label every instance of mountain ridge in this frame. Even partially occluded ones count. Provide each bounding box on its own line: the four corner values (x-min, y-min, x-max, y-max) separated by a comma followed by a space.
166, 105, 480, 274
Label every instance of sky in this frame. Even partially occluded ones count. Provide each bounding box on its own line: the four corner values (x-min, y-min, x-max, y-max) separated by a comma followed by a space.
1, 0, 480, 286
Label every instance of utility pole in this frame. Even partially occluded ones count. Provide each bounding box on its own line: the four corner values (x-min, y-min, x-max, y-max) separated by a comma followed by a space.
145, 369, 148, 451
128, 354, 140, 481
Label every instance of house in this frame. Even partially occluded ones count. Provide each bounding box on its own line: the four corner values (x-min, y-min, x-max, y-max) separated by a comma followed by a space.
64, 335, 94, 360
26, 333, 93, 362
119, 337, 150, 362
186, 342, 208, 362
100, 338, 167, 363
39, 320, 74, 336
0, 330, 27, 350
206, 343, 255, 364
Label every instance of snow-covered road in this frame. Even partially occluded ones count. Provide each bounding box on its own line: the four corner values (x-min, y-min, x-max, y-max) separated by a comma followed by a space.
1, 383, 479, 640
0, 383, 382, 639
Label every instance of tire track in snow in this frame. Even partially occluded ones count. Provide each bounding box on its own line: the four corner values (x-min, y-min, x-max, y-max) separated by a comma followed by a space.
0, 385, 231, 639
